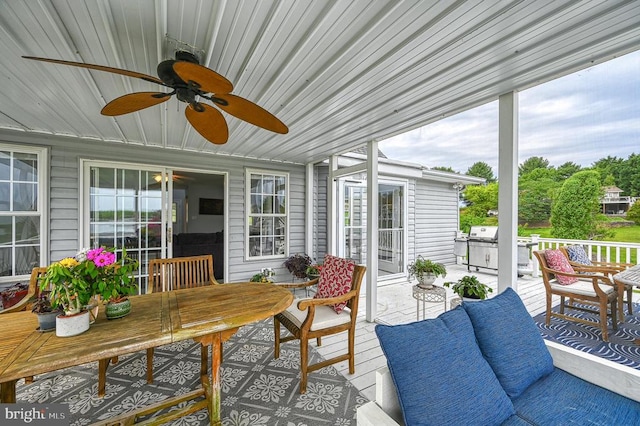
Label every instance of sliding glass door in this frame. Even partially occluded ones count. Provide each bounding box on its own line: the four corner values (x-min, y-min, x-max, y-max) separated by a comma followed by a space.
84, 163, 167, 292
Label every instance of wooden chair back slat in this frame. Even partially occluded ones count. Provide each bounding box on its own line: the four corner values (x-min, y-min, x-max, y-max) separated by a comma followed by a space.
147, 255, 217, 294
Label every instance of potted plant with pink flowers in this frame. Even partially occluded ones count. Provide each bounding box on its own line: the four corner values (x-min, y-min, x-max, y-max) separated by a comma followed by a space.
40, 247, 139, 335
84, 247, 139, 319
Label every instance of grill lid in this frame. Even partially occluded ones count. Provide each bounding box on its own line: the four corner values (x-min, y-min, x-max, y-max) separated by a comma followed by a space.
468, 226, 498, 241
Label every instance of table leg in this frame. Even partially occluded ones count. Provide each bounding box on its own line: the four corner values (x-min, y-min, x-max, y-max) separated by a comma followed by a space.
209, 333, 222, 426
1, 380, 17, 403
194, 328, 238, 426
416, 298, 420, 321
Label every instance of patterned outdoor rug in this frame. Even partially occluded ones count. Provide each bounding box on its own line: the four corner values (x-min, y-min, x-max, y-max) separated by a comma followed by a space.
533, 302, 640, 370
16, 318, 366, 425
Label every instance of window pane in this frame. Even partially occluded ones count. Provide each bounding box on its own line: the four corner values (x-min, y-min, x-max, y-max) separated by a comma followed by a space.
276, 195, 286, 214
0, 216, 11, 245
13, 182, 37, 211
0, 152, 10, 180
0, 247, 11, 276
261, 236, 274, 256
0, 182, 9, 211
15, 245, 39, 275
15, 216, 39, 245
251, 177, 262, 193
251, 194, 263, 214
13, 153, 38, 182
274, 234, 285, 255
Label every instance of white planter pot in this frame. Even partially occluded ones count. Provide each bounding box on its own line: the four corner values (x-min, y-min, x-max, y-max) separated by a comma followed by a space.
417, 274, 437, 289
56, 311, 90, 337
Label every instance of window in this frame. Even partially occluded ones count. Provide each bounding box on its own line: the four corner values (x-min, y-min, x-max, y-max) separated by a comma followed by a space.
0, 145, 47, 279
246, 169, 288, 259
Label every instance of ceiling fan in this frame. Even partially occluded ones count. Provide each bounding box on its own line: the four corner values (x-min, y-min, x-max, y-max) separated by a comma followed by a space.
23, 51, 288, 145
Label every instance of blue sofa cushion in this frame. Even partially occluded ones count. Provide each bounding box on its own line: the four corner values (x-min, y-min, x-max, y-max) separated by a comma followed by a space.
513, 368, 640, 424
375, 308, 515, 426
463, 288, 554, 398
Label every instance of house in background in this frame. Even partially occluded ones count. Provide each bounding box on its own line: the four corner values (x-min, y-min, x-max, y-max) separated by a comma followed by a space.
600, 186, 635, 216
0, 1, 638, 321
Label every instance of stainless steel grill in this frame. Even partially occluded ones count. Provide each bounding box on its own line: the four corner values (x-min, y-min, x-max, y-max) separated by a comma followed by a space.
467, 226, 499, 271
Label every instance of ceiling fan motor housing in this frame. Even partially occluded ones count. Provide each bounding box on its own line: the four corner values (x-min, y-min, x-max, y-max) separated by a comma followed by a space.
157, 51, 200, 87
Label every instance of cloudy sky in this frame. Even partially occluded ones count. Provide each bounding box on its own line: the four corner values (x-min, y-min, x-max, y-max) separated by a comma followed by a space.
379, 50, 640, 175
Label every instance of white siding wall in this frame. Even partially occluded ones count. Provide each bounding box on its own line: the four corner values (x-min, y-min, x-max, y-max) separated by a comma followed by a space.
411, 179, 459, 266
4, 133, 307, 283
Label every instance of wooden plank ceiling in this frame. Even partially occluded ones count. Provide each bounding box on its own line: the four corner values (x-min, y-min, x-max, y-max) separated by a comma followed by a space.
0, 0, 638, 165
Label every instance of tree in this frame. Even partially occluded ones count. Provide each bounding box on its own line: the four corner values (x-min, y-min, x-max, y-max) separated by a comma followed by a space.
592, 156, 624, 181
556, 162, 581, 181
627, 202, 640, 225
519, 156, 551, 176
432, 166, 456, 173
603, 174, 616, 187
466, 161, 495, 182
550, 170, 603, 239
618, 153, 640, 197
518, 176, 560, 223
462, 183, 499, 217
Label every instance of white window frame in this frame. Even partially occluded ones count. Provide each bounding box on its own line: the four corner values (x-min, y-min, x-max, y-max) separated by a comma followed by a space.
245, 168, 289, 260
0, 143, 49, 283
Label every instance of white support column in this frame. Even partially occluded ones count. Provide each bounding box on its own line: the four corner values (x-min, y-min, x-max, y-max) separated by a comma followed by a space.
305, 163, 314, 258
497, 92, 519, 292
328, 155, 338, 255
366, 141, 379, 322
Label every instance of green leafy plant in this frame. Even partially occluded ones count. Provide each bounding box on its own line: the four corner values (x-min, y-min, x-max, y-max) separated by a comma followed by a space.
408, 256, 447, 282
444, 275, 493, 300
305, 263, 322, 277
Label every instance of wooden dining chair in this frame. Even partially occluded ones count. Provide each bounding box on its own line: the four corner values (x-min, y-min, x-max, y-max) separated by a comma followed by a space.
98, 254, 219, 396
0, 267, 47, 314
533, 250, 618, 341
147, 254, 219, 293
274, 255, 366, 393
559, 245, 634, 318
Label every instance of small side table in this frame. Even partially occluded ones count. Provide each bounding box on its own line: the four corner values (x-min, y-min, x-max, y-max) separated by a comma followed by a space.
412, 284, 447, 321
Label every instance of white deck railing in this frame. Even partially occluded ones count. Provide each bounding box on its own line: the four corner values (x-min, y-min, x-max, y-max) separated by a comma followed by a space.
517, 236, 640, 277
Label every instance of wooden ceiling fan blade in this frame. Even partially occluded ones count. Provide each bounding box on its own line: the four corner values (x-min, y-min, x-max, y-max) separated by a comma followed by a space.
22, 56, 165, 85
101, 92, 171, 116
173, 62, 233, 94
185, 103, 229, 145
215, 94, 288, 134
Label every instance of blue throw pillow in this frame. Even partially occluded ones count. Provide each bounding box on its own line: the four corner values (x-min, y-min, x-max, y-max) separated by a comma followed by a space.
375, 308, 515, 426
463, 288, 554, 398
566, 245, 593, 266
